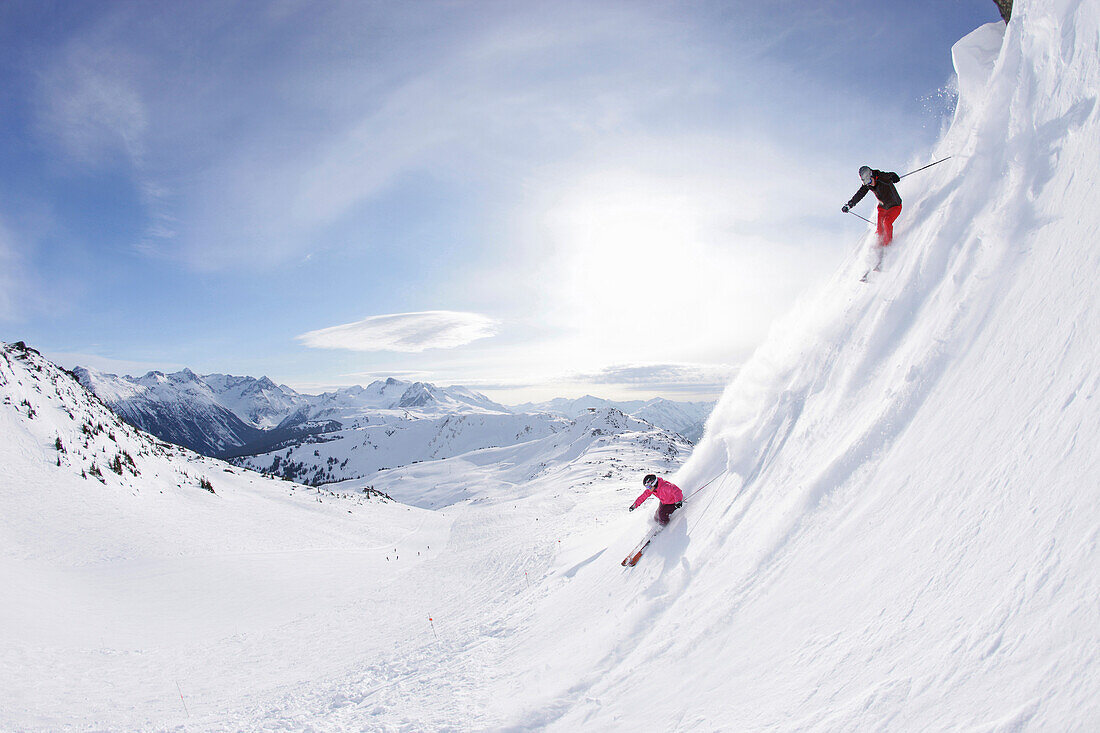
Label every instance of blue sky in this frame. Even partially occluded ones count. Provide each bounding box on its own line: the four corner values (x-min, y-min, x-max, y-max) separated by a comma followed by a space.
0, 0, 998, 402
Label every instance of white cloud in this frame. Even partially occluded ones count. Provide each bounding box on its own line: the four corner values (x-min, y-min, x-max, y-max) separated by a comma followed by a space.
297, 311, 498, 353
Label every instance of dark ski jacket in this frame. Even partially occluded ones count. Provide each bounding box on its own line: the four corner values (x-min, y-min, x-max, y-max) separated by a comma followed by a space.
847, 170, 902, 210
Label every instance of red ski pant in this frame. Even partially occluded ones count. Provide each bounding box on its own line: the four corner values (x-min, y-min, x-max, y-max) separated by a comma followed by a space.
876, 205, 902, 247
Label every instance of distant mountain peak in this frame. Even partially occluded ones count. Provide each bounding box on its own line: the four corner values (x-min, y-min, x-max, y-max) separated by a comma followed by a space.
398, 382, 440, 408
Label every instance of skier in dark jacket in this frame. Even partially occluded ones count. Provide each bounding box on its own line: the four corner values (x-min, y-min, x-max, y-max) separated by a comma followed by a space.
843, 166, 903, 248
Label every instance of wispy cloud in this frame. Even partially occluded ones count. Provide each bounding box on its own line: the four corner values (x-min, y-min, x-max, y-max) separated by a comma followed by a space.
339, 369, 436, 382
35, 42, 148, 168
36, 1, 719, 270
297, 311, 498, 353
34, 33, 181, 252
0, 217, 18, 320
567, 363, 737, 393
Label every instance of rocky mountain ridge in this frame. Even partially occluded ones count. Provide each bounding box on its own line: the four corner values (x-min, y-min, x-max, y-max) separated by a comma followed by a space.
74, 365, 714, 471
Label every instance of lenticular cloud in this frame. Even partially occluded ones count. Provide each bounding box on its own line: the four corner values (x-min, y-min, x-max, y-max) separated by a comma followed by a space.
297, 311, 498, 352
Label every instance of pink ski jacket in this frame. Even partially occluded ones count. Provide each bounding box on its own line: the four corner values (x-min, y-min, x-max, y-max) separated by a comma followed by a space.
631, 477, 684, 509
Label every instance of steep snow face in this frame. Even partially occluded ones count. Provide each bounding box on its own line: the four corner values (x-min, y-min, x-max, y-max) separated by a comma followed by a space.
534, 5, 1100, 730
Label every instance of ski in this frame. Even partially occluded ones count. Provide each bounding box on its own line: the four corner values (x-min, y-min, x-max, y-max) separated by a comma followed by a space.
859, 263, 882, 283
621, 518, 673, 567
622, 540, 650, 567
620, 470, 727, 568
621, 532, 658, 567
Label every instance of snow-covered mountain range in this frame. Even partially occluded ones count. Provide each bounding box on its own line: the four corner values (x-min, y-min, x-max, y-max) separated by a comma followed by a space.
73, 367, 515, 457
74, 367, 713, 479
235, 405, 690, 490
72, 367, 269, 457
514, 394, 713, 441
1, 341, 400, 553
357, 406, 690, 508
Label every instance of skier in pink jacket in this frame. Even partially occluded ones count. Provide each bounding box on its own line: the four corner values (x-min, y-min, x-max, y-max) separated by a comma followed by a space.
630, 474, 684, 526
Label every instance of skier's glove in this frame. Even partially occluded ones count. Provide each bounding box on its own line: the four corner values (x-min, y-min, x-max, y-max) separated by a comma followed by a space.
841, 205, 850, 213
628, 505, 635, 512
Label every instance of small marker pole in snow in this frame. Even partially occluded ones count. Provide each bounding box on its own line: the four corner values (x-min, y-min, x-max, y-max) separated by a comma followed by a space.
428, 615, 438, 639
176, 680, 190, 718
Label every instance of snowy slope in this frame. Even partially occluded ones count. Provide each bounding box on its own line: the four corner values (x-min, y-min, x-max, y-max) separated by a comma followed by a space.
233, 402, 692, 490
357, 407, 692, 508
0, 341, 451, 728
232, 410, 573, 485
512, 5, 1100, 729
1, 341, 689, 730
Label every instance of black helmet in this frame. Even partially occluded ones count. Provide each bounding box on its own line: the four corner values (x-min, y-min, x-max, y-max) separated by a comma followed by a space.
643, 474, 658, 488
859, 166, 873, 185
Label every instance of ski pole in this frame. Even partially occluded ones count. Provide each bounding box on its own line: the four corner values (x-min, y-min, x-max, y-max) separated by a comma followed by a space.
685, 468, 729, 501
899, 155, 951, 179
846, 210, 873, 224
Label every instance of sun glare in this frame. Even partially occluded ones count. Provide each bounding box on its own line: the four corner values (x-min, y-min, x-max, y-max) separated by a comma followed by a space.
546, 174, 749, 361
